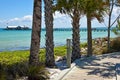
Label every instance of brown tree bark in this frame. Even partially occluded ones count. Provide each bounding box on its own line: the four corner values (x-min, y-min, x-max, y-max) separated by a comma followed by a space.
87, 14, 92, 57
71, 9, 81, 62
29, 0, 41, 66
44, 0, 55, 67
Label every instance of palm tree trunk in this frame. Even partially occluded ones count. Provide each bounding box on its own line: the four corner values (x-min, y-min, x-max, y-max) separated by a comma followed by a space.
107, 12, 112, 52
29, 0, 41, 66
44, 0, 55, 67
107, 0, 114, 52
71, 10, 81, 62
87, 14, 92, 57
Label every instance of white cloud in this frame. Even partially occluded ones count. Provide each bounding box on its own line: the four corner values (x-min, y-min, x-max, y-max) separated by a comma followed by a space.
22, 15, 32, 21
0, 15, 33, 28
54, 15, 72, 28
9, 18, 20, 22
53, 11, 67, 19
53, 11, 72, 28
8, 15, 32, 22
42, 11, 71, 28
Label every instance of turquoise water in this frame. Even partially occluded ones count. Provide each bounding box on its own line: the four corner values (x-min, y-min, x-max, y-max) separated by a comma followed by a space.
0, 28, 116, 51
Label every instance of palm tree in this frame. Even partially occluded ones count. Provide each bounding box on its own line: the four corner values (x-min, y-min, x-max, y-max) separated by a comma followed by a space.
54, 0, 83, 61
29, 0, 42, 79
83, 0, 106, 56
29, 0, 42, 66
44, 0, 55, 67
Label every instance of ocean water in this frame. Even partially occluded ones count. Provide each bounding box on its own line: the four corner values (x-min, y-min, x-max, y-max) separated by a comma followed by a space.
0, 28, 116, 51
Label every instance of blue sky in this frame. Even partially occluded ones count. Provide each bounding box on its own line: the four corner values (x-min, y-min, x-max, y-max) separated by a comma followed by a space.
0, 0, 119, 28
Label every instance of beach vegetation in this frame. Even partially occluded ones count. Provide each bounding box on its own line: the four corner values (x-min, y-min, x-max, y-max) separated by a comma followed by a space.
80, 42, 87, 48
93, 46, 108, 55
28, 65, 49, 80
0, 50, 48, 80
110, 37, 120, 52
0, 51, 29, 79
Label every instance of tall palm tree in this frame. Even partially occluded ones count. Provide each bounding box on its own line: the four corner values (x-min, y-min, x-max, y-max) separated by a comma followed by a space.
44, 0, 55, 67
54, 0, 83, 61
83, 0, 106, 56
29, 0, 42, 79
29, 0, 42, 66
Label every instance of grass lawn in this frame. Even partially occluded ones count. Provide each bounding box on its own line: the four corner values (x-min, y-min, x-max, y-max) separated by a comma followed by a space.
0, 46, 67, 79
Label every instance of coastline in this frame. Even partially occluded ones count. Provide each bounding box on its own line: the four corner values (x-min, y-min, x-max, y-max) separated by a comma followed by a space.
0, 27, 117, 52
0, 36, 116, 52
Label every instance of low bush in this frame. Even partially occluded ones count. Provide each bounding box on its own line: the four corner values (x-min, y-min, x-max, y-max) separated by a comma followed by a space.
0, 51, 29, 79
28, 65, 49, 80
0, 46, 67, 79
110, 37, 120, 51
80, 42, 87, 48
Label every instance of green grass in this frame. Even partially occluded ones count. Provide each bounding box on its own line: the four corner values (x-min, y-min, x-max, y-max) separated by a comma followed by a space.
0, 46, 67, 79
0, 43, 87, 66
0, 50, 29, 65
0, 50, 30, 79
39, 46, 67, 62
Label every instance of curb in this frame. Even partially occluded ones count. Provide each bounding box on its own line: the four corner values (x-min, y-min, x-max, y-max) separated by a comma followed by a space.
53, 62, 76, 80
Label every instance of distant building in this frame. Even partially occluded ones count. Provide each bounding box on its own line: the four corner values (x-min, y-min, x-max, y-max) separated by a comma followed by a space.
5, 26, 30, 30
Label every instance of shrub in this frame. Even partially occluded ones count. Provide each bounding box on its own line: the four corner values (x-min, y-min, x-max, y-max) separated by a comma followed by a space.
80, 42, 87, 48
0, 64, 6, 80
92, 45, 108, 55
101, 47, 108, 54
28, 65, 49, 80
0, 46, 66, 80
110, 37, 120, 51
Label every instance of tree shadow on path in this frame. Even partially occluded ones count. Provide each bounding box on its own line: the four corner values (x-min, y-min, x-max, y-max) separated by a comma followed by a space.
74, 52, 120, 78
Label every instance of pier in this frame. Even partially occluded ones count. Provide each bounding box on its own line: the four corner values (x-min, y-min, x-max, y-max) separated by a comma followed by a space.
41, 28, 113, 32
4, 26, 30, 30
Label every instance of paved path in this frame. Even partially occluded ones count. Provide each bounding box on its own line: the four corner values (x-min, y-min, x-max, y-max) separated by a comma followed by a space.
59, 52, 120, 80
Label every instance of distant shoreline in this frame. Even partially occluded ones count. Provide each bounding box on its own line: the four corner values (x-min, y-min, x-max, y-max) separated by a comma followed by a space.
1, 27, 115, 31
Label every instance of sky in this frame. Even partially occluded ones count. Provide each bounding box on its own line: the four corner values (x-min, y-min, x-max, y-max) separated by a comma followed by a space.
0, 0, 120, 28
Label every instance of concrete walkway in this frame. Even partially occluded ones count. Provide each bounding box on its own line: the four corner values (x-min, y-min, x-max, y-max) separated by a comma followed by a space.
54, 52, 120, 80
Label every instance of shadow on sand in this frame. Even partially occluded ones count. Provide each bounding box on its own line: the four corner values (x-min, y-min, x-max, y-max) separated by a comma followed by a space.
73, 52, 120, 78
